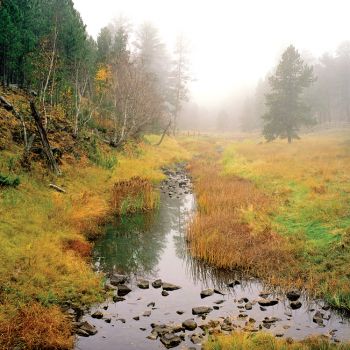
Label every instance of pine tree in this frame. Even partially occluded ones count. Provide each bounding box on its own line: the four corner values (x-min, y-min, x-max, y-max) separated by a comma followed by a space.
262, 45, 316, 143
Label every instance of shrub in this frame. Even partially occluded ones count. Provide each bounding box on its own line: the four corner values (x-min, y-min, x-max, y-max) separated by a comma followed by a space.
87, 139, 118, 170
0, 173, 20, 187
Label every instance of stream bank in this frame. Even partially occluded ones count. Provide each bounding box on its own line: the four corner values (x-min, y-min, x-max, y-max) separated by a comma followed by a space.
74, 165, 350, 350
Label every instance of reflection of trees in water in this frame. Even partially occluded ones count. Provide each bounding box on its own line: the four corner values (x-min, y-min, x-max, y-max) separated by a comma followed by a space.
93, 212, 167, 276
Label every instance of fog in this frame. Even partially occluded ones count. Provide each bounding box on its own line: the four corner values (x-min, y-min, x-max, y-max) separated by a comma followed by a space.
73, 0, 350, 130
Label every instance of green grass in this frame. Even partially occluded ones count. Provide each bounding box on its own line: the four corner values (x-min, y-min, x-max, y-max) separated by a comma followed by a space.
220, 132, 350, 310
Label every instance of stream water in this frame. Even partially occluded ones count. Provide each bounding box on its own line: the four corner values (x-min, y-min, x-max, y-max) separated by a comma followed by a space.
76, 168, 350, 350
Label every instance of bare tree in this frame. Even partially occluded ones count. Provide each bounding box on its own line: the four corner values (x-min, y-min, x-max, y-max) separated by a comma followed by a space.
169, 35, 190, 135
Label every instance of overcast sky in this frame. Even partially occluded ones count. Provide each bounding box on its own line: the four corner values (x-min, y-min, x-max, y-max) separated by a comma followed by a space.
73, 0, 350, 106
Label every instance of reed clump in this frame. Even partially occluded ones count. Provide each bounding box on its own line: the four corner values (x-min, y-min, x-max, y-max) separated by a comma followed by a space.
111, 176, 158, 215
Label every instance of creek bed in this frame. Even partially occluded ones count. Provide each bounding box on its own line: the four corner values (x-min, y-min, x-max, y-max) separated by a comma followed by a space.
76, 167, 350, 350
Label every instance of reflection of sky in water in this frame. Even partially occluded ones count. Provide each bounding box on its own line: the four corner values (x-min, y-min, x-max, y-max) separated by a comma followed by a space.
79, 173, 350, 350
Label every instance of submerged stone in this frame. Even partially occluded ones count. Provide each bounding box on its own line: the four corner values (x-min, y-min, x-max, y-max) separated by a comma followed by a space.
162, 282, 181, 291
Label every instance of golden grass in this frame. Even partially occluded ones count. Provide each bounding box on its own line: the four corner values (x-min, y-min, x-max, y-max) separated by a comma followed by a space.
205, 332, 350, 350
0, 134, 190, 349
0, 303, 73, 350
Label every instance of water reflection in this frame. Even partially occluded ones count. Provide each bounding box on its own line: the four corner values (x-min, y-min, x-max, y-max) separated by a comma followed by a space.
93, 212, 167, 276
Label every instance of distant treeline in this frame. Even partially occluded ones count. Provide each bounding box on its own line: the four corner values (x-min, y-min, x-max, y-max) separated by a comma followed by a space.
0, 0, 190, 144
241, 43, 350, 131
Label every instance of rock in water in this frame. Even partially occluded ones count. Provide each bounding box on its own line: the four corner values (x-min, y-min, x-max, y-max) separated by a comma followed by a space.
313, 311, 324, 326
91, 311, 103, 319
258, 298, 278, 307
162, 282, 181, 291
112, 296, 125, 302
290, 301, 302, 310
117, 285, 132, 296
190, 333, 203, 344
137, 280, 150, 289
286, 290, 301, 301
200, 289, 214, 298
143, 310, 152, 317
182, 319, 197, 331
162, 290, 169, 297
152, 279, 162, 288
227, 280, 240, 287
192, 306, 212, 315
76, 329, 89, 337
110, 273, 128, 286
160, 333, 182, 348
214, 289, 225, 295
78, 321, 97, 336
245, 302, 253, 310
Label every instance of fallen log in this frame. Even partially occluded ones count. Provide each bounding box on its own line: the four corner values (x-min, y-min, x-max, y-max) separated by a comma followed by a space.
49, 184, 66, 193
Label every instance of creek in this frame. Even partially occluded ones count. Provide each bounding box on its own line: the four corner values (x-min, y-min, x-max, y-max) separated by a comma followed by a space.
76, 166, 350, 350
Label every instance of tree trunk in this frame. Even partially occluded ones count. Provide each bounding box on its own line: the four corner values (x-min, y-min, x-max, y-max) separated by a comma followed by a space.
30, 101, 61, 175
155, 119, 172, 146
288, 134, 292, 143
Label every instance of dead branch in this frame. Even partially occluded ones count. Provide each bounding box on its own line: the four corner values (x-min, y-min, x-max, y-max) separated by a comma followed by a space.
30, 101, 61, 176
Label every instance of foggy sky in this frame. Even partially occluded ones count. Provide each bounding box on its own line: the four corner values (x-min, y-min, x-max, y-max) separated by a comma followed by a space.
73, 0, 350, 106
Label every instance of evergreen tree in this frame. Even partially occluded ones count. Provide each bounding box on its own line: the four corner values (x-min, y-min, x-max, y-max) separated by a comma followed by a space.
262, 45, 316, 143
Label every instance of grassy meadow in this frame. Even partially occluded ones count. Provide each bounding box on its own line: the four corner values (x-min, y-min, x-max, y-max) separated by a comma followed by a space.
187, 130, 350, 310
0, 135, 190, 349
205, 332, 350, 350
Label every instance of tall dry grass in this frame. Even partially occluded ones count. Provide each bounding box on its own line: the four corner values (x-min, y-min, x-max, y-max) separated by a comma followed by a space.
205, 332, 350, 350
0, 303, 73, 350
111, 176, 158, 215
188, 157, 298, 284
